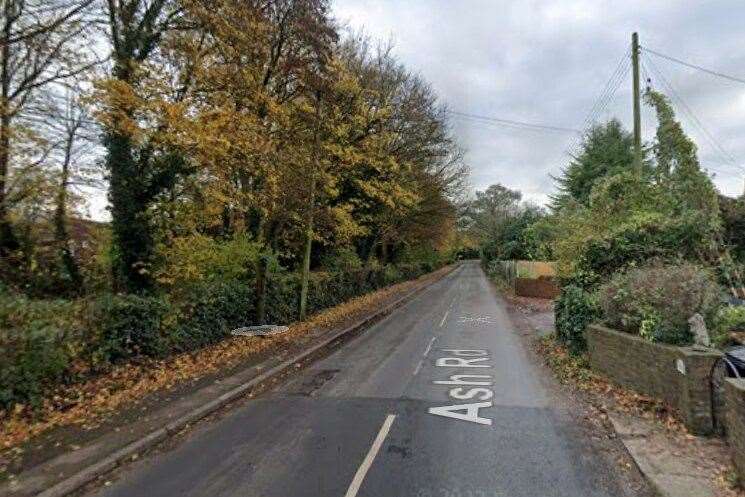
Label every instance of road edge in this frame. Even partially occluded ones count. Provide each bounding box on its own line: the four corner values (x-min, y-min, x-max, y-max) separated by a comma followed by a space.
32, 263, 462, 497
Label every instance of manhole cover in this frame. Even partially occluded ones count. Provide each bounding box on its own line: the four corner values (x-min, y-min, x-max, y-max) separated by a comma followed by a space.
231, 325, 289, 337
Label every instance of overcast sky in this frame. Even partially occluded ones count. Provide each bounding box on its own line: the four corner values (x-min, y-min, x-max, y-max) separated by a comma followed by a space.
332, 0, 745, 205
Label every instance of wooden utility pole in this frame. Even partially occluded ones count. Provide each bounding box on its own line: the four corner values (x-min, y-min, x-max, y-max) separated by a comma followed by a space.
632, 32, 643, 170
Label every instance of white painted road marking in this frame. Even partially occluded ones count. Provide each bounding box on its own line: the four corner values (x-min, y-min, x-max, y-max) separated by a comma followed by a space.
429, 349, 494, 425
344, 414, 396, 497
439, 310, 449, 327
413, 359, 424, 376
423, 336, 437, 357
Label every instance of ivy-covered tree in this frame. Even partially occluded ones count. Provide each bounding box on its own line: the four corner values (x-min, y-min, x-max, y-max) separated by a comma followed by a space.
100, 0, 186, 293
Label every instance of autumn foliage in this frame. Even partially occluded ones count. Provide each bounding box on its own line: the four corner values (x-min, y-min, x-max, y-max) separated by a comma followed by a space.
0, 1, 467, 418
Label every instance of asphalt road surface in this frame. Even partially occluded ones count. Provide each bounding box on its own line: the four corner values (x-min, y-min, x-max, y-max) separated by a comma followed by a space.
90, 262, 648, 497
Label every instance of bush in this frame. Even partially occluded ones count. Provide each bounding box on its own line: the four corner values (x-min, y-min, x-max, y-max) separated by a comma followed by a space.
555, 285, 600, 354
92, 294, 170, 362
155, 234, 261, 293
170, 281, 255, 352
320, 247, 363, 272
0, 295, 81, 410
598, 262, 722, 345
712, 306, 745, 348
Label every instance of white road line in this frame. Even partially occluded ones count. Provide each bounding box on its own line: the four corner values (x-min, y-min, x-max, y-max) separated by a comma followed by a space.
413, 359, 424, 376
423, 336, 437, 357
439, 309, 450, 327
344, 414, 396, 497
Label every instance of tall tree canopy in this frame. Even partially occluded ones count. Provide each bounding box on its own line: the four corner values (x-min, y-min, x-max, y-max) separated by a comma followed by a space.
551, 119, 638, 209
0, 0, 467, 299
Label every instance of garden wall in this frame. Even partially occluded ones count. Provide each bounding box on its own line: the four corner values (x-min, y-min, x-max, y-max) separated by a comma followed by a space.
493, 260, 559, 299
725, 379, 745, 481
514, 277, 560, 299
587, 324, 721, 435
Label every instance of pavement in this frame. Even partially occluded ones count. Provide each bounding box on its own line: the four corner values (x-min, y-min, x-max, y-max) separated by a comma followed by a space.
84, 261, 651, 497
607, 410, 730, 497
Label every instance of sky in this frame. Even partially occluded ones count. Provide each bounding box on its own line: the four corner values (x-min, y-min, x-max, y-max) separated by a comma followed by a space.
331, 0, 745, 206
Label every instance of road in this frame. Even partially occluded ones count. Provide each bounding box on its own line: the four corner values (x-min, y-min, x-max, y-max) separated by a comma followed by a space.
90, 262, 648, 497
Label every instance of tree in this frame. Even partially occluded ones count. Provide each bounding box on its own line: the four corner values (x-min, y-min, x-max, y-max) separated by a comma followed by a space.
551, 91, 721, 287
48, 86, 98, 291
463, 184, 521, 261
330, 37, 466, 264
720, 194, 745, 261
645, 89, 720, 224
0, 0, 96, 259
100, 0, 186, 293
551, 119, 639, 209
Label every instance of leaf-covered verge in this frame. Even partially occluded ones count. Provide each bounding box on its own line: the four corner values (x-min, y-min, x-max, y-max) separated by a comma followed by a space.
0, 266, 451, 474
535, 334, 743, 496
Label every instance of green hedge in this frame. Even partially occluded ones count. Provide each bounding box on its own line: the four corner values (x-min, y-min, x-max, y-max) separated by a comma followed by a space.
0, 297, 82, 409
0, 261, 441, 412
554, 285, 600, 355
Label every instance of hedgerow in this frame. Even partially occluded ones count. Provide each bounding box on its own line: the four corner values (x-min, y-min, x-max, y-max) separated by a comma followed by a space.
0, 261, 442, 412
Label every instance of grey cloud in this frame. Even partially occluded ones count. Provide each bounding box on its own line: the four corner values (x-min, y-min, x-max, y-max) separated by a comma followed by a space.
333, 0, 745, 199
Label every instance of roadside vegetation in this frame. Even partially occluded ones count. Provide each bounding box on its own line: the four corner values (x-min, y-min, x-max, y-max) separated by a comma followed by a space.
0, 1, 467, 421
471, 90, 745, 355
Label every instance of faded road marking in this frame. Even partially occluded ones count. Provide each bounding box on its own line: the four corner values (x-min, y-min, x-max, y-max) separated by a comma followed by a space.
439, 310, 450, 327
344, 414, 396, 497
413, 359, 424, 376
423, 336, 437, 357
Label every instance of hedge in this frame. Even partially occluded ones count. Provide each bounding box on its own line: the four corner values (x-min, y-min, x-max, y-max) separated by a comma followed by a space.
0, 261, 440, 411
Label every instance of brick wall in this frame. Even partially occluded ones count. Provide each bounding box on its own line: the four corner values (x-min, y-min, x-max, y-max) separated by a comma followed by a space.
587, 324, 721, 435
726, 379, 745, 481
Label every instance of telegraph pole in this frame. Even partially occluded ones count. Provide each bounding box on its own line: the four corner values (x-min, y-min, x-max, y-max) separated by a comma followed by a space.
632, 32, 643, 169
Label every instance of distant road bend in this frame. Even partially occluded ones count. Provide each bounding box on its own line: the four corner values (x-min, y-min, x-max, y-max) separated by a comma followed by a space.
90, 262, 647, 497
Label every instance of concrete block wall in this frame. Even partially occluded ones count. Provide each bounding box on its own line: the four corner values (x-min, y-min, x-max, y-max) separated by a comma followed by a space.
587, 324, 721, 435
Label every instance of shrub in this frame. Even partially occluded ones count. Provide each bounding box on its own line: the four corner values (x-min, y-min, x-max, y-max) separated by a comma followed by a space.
554, 285, 600, 354
170, 281, 255, 352
598, 262, 722, 345
0, 295, 81, 409
712, 306, 745, 348
155, 234, 261, 293
320, 247, 363, 272
91, 294, 170, 362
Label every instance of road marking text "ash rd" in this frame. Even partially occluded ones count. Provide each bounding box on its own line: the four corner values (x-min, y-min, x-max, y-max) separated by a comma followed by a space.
429, 349, 493, 426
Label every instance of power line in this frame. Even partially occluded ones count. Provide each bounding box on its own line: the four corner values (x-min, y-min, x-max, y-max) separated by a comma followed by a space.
643, 47, 745, 86
447, 110, 581, 134
566, 47, 632, 157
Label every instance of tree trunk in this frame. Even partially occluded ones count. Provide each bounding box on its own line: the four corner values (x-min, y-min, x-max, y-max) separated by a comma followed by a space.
107, 128, 154, 293
299, 91, 322, 321
0, 7, 18, 257
54, 137, 82, 291
255, 254, 268, 324
0, 115, 17, 256
298, 216, 313, 320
